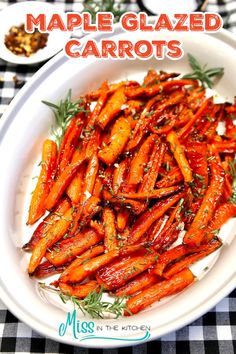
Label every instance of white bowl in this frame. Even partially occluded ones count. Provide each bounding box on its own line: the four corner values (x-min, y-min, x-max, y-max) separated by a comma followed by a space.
0, 26, 236, 348
0, 1, 71, 65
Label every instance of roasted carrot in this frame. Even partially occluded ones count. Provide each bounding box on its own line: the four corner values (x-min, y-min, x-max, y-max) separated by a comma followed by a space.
117, 185, 181, 200
167, 130, 193, 184
98, 116, 131, 165
96, 249, 158, 290
102, 207, 118, 252
156, 166, 183, 188
127, 190, 185, 245
163, 239, 222, 278
46, 228, 104, 266
115, 271, 161, 296
96, 86, 127, 129
45, 156, 86, 211
28, 207, 73, 274
59, 245, 105, 283
23, 198, 71, 251
112, 159, 129, 194
66, 164, 86, 205
202, 202, 236, 243
33, 261, 66, 278
27, 139, 57, 224
126, 268, 195, 315
59, 281, 100, 298
184, 160, 225, 246
116, 209, 130, 232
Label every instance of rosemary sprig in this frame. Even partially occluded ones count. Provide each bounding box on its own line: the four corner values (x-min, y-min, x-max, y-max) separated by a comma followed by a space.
229, 159, 236, 204
39, 282, 130, 319
83, 0, 126, 22
42, 90, 88, 148
182, 53, 224, 88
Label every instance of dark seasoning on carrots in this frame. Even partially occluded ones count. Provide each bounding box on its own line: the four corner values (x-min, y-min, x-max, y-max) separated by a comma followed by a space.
24, 55, 236, 318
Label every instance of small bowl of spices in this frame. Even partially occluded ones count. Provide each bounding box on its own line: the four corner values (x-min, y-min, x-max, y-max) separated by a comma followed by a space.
0, 1, 71, 65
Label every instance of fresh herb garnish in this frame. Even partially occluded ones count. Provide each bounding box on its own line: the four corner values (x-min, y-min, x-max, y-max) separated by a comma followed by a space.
183, 54, 224, 88
42, 90, 88, 148
229, 159, 236, 204
83, 0, 126, 22
39, 283, 130, 318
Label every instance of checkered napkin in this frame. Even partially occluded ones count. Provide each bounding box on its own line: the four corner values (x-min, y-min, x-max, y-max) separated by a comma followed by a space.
1, 0, 236, 353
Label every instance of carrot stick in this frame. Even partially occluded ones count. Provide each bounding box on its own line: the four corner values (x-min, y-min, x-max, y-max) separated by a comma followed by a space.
163, 239, 222, 278
96, 249, 158, 290
82, 154, 99, 200
27, 139, 57, 224
61, 244, 147, 284
125, 268, 195, 315
96, 86, 127, 129
45, 156, 86, 211
66, 164, 86, 205
116, 209, 130, 232
127, 190, 185, 245
212, 141, 236, 153
98, 116, 131, 165
139, 142, 166, 192
117, 186, 181, 200
115, 271, 161, 296
46, 228, 104, 266
33, 261, 66, 278
23, 198, 71, 251
59, 281, 100, 298
166, 130, 193, 184
154, 221, 180, 251
112, 159, 129, 194
59, 245, 105, 283
156, 166, 183, 188
102, 207, 118, 252
184, 160, 225, 246
128, 134, 157, 186
202, 202, 236, 243
28, 207, 73, 274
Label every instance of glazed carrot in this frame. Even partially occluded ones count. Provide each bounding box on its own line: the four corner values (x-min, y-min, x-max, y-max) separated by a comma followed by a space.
28, 207, 73, 274
87, 81, 136, 101
70, 196, 101, 234
163, 239, 222, 278
102, 207, 118, 252
27, 139, 57, 224
156, 166, 184, 188
23, 198, 71, 251
167, 130, 193, 184
126, 268, 195, 315
128, 134, 157, 186
147, 215, 166, 242
202, 202, 236, 243
117, 186, 181, 200
177, 97, 212, 139
116, 209, 130, 232
212, 141, 236, 153
90, 220, 105, 235
184, 160, 225, 246
57, 115, 84, 175
46, 228, 104, 266
61, 244, 147, 284
45, 156, 86, 211
85, 81, 109, 130
127, 191, 185, 245
33, 261, 66, 278
98, 116, 131, 165
59, 245, 105, 283
96, 86, 127, 129
115, 271, 161, 296
96, 249, 158, 290
139, 142, 166, 192
82, 154, 100, 200
112, 159, 129, 194
92, 176, 103, 198
154, 240, 220, 277
66, 164, 86, 205
59, 281, 100, 298
154, 221, 180, 251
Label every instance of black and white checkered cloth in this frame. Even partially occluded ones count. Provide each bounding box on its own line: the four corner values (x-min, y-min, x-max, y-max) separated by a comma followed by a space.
1, 0, 236, 353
